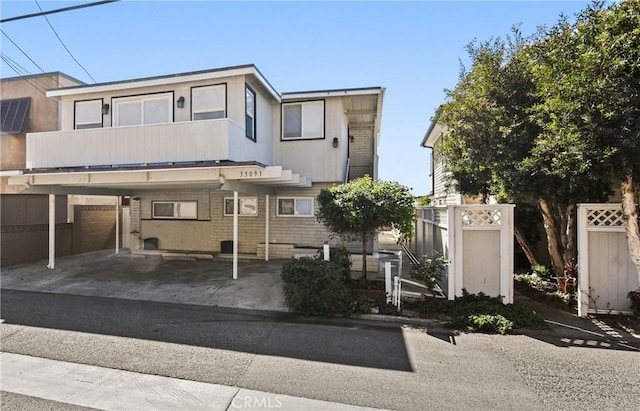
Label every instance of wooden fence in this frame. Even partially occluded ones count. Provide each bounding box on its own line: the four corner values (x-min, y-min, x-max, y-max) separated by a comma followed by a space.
577, 204, 639, 316
412, 204, 515, 303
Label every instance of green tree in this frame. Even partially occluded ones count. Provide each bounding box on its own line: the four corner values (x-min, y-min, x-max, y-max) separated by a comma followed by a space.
316, 176, 415, 281
438, 30, 612, 279
528, 0, 640, 280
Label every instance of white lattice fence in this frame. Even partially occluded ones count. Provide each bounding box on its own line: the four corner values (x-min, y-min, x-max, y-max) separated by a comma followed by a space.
448, 205, 515, 303
577, 204, 639, 316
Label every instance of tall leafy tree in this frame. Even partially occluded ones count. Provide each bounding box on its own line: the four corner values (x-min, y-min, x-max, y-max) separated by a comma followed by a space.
528, 0, 640, 279
316, 176, 415, 281
438, 30, 612, 279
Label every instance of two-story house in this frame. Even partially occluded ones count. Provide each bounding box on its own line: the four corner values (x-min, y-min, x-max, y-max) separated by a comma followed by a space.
8, 65, 384, 276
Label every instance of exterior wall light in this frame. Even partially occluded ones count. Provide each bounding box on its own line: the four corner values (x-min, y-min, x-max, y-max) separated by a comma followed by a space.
332, 137, 339, 148
101, 103, 110, 115
177, 96, 185, 108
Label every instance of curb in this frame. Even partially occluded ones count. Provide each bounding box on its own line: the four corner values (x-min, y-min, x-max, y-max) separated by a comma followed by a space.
351, 313, 449, 328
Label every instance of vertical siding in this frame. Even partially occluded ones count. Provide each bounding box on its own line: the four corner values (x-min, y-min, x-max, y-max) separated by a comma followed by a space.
462, 230, 501, 296
275, 99, 346, 182
588, 231, 639, 312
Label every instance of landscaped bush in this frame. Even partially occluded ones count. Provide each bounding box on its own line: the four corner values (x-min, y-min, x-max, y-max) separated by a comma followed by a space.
628, 290, 640, 317
450, 314, 513, 335
316, 245, 352, 282
281, 257, 354, 316
408, 290, 546, 334
409, 253, 448, 288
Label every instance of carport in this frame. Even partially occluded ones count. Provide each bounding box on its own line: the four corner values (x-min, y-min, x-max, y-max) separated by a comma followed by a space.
7, 163, 312, 279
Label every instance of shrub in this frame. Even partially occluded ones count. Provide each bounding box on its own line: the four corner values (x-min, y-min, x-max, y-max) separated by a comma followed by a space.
409, 253, 448, 288
316, 245, 352, 282
281, 257, 354, 316
518, 273, 541, 287
531, 264, 550, 279
411, 290, 546, 333
628, 290, 640, 317
451, 314, 514, 335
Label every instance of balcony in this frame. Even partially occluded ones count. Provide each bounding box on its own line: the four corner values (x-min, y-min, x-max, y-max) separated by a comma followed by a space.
25, 119, 255, 169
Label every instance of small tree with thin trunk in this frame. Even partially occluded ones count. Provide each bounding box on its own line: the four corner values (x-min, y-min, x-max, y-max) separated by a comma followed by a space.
316, 176, 415, 282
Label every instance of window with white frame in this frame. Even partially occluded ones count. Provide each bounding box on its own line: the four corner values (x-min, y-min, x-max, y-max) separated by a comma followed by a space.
113, 93, 172, 127
74, 99, 103, 129
152, 201, 197, 219
192, 84, 226, 120
224, 197, 258, 216
277, 197, 314, 217
245, 84, 256, 140
282, 100, 324, 140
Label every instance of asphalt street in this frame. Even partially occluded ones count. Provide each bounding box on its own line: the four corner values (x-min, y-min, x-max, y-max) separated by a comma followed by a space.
1, 289, 639, 410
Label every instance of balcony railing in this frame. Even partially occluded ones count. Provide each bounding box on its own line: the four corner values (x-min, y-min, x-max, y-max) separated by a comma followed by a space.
26, 119, 247, 169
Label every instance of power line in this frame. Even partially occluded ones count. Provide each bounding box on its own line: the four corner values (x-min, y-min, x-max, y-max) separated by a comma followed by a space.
34, 0, 97, 83
1, 1, 119, 24
1, 53, 49, 96
1, 29, 46, 74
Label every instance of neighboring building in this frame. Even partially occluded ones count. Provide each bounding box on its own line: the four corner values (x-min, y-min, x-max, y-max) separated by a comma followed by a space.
1, 72, 83, 192
1, 72, 129, 266
421, 117, 485, 206
1, 73, 80, 266
7, 65, 384, 271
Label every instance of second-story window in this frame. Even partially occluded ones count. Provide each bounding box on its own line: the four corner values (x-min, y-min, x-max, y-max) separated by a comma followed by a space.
245, 84, 256, 141
113, 93, 172, 127
74, 99, 103, 129
192, 84, 226, 120
282, 100, 324, 140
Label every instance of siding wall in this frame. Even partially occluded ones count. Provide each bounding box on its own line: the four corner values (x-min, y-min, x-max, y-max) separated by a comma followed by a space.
57, 75, 274, 166
275, 98, 348, 182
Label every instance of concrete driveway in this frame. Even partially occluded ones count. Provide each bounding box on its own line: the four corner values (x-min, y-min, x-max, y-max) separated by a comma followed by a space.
0, 251, 287, 312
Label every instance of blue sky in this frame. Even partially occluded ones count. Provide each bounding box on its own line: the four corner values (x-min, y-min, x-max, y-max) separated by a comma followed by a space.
1, 1, 594, 195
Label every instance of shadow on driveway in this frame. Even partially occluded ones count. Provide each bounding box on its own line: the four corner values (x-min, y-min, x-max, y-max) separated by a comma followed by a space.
1, 289, 415, 372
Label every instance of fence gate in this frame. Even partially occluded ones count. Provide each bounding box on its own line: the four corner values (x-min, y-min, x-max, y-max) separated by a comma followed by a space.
448, 205, 515, 303
577, 204, 639, 316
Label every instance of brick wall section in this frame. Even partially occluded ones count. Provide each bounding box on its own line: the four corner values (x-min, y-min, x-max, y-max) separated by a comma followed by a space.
348, 127, 373, 180
133, 184, 349, 254
72, 205, 117, 254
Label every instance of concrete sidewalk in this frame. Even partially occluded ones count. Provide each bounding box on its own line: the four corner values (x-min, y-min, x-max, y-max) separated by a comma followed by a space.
0, 250, 287, 312
1, 353, 387, 411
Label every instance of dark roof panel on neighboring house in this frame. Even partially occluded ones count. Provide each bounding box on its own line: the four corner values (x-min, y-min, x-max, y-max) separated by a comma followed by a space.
0, 97, 31, 135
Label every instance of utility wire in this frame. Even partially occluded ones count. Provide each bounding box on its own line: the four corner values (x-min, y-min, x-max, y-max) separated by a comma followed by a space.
1, 53, 49, 96
34, 0, 97, 83
1, 29, 46, 73
1, 1, 118, 24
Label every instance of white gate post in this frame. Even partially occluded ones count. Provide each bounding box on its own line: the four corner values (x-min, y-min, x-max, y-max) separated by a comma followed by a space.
47, 193, 55, 270
385, 262, 392, 303
447, 205, 457, 300
500, 205, 515, 304
233, 190, 238, 280
577, 205, 589, 317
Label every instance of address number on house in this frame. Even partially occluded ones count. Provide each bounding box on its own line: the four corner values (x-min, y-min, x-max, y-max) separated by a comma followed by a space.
239, 170, 263, 178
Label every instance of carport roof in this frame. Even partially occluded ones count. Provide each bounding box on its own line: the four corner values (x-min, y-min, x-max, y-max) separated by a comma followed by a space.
6, 164, 312, 196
